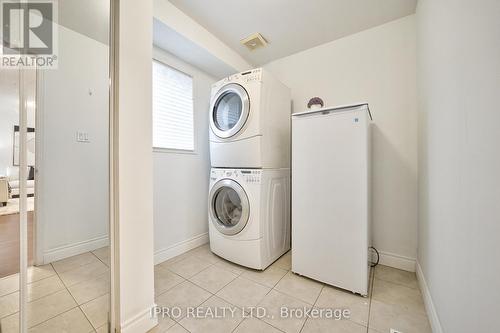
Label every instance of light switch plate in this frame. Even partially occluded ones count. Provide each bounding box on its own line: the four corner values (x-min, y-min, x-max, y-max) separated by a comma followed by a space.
76, 131, 90, 143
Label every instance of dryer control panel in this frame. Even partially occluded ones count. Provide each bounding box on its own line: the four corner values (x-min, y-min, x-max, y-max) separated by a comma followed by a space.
211, 169, 261, 184
239, 68, 262, 83
212, 68, 262, 91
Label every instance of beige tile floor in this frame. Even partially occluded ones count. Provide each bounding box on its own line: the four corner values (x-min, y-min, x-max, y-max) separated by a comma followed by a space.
0, 247, 110, 333
150, 245, 432, 333
1, 244, 432, 333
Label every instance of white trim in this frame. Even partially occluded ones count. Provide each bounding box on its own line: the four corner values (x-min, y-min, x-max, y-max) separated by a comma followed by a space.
120, 305, 158, 333
416, 262, 443, 333
378, 250, 416, 272
19, 69, 29, 333
43, 235, 109, 263
153, 147, 197, 155
154, 232, 209, 265
34, 69, 45, 266
109, 1, 119, 330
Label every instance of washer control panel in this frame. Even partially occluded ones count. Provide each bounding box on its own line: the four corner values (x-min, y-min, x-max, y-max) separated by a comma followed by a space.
239, 170, 261, 183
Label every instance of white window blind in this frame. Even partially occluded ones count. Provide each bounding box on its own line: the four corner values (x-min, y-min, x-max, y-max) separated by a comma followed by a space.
152, 60, 194, 151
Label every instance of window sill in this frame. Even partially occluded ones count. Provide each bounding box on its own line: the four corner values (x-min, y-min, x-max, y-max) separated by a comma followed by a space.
153, 147, 197, 155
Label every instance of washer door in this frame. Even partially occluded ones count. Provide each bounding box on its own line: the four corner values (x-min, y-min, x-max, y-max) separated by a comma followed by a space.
210, 83, 250, 138
209, 179, 250, 235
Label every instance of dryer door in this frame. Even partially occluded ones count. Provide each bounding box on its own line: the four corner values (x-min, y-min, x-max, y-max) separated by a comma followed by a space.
210, 83, 250, 138
209, 179, 250, 235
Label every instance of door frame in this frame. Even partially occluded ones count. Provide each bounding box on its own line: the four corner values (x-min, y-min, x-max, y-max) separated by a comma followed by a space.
33, 70, 44, 266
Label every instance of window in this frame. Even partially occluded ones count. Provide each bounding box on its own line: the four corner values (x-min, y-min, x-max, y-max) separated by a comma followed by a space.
152, 60, 194, 151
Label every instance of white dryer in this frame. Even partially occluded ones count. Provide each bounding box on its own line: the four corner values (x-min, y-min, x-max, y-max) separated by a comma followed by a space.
208, 168, 290, 269
209, 68, 291, 168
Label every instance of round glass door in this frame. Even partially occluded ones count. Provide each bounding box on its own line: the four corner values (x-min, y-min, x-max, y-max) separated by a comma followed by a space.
210, 83, 250, 138
214, 92, 242, 130
209, 179, 250, 235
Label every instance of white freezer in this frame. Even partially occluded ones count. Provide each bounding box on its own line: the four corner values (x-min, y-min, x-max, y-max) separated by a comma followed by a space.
291, 103, 372, 296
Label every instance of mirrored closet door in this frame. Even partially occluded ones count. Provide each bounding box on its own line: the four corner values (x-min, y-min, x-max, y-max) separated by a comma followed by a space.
0, 1, 112, 332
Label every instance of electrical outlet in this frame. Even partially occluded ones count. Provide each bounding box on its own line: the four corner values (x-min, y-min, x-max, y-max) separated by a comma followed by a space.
390, 329, 403, 333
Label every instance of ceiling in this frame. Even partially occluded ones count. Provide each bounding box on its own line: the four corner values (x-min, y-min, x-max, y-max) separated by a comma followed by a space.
153, 18, 236, 79
169, 0, 417, 66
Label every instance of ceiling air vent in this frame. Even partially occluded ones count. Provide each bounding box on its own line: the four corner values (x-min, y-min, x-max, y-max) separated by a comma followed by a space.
241, 33, 268, 51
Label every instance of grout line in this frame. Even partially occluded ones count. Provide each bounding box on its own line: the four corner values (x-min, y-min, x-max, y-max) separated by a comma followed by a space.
298, 284, 324, 333
230, 318, 245, 333
27, 305, 81, 330
188, 267, 238, 295
50, 259, 102, 330
156, 248, 292, 332
65, 273, 110, 306
257, 318, 288, 333
155, 249, 218, 325
239, 266, 289, 289
90, 248, 111, 268
241, 267, 294, 333
25, 264, 81, 329
27, 280, 65, 303
373, 276, 420, 291
213, 260, 247, 276
79, 296, 109, 331
176, 320, 192, 332
186, 275, 219, 295
0, 251, 110, 330
236, 272, 274, 290
0, 269, 59, 299
155, 249, 291, 333
154, 273, 187, 298
57, 261, 109, 290
168, 286, 214, 326
0, 281, 69, 321
270, 271, 322, 306
312, 285, 325, 306
1, 267, 72, 320
52, 253, 106, 275
298, 317, 309, 333
181, 261, 285, 332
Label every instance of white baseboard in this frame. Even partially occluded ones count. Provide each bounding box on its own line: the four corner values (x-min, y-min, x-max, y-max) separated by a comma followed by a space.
378, 250, 416, 272
121, 305, 158, 333
154, 232, 209, 265
416, 262, 443, 333
43, 235, 109, 263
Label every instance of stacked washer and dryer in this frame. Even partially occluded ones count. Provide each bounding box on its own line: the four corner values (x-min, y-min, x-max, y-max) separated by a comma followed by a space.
207, 68, 291, 270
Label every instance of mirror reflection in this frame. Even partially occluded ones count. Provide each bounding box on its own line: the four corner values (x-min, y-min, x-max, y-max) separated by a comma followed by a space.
0, 0, 110, 332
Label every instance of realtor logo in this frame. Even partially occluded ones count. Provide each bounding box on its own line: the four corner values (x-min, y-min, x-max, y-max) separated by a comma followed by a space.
1, 0, 58, 68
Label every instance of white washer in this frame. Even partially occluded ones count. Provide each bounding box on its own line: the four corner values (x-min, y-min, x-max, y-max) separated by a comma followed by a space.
209, 68, 291, 168
208, 168, 290, 270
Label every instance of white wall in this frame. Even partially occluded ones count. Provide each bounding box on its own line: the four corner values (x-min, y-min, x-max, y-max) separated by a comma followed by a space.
37, 25, 109, 262
153, 47, 215, 263
115, 0, 156, 331
264, 15, 418, 270
417, 0, 500, 332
